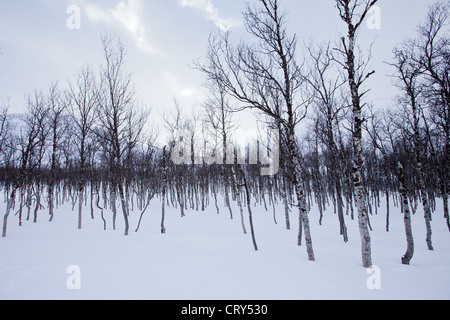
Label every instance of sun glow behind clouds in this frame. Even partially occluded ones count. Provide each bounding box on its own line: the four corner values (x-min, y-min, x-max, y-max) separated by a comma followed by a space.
178, 0, 241, 31
83, 0, 164, 56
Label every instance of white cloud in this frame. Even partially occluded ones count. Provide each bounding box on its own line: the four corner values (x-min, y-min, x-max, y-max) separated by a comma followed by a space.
180, 87, 195, 97
84, 3, 113, 23
83, 0, 164, 56
163, 72, 197, 98
178, 0, 241, 31
110, 0, 141, 35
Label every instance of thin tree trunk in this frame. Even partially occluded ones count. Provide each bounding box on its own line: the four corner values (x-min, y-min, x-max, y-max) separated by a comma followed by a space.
288, 132, 315, 261
239, 167, 257, 251
415, 140, 434, 250
26, 185, 32, 221
212, 182, 219, 215
444, 194, 449, 232
96, 191, 106, 231
336, 187, 348, 243
283, 188, 290, 230
33, 181, 41, 224
232, 165, 247, 235
2, 189, 16, 238
445, 137, 450, 231
78, 186, 83, 230
386, 190, 390, 232
161, 147, 167, 234
398, 162, 414, 265
118, 182, 129, 236
90, 185, 95, 220
111, 187, 117, 231
135, 192, 155, 233
19, 187, 24, 226
48, 185, 55, 222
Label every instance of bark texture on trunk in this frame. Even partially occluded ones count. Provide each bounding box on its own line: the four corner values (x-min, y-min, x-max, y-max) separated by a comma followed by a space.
398, 162, 414, 265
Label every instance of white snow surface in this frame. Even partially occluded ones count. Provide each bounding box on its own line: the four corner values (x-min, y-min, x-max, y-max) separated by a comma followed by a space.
0, 196, 449, 300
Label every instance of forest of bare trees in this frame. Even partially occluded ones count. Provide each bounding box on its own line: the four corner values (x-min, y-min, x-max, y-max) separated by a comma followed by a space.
0, 0, 449, 268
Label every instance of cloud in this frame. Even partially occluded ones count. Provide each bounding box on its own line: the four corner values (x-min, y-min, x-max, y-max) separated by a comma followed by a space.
163, 72, 197, 98
180, 88, 195, 97
111, 0, 142, 34
84, 3, 113, 23
178, 0, 241, 31
83, 0, 164, 56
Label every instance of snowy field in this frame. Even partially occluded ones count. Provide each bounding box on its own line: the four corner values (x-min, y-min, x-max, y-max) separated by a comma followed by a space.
0, 196, 449, 300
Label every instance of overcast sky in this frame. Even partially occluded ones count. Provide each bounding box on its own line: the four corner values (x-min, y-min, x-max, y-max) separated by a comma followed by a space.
0, 0, 438, 135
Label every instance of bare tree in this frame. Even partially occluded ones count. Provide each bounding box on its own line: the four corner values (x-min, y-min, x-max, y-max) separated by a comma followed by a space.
2, 92, 49, 237
0, 105, 10, 158
47, 82, 68, 222
68, 65, 100, 228
364, 107, 415, 265
202, 79, 238, 221
415, 1, 450, 232
398, 161, 415, 265
97, 33, 147, 236
389, 47, 434, 250
196, 0, 315, 261
163, 100, 189, 218
305, 42, 348, 242
334, 0, 377, 268
161, 146, 167, 234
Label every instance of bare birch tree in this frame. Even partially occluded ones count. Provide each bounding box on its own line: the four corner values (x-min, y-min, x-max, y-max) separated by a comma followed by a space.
364, 107, 415, 265
97, 33, 147, 236
415, 1, 450, 232
2, 92, 49, 237
398, 161, 414, 265
68, 65, 99, 228
334, 0, 378, 268
202, 79, 237, 220
0, 106, 10, 159
196, 0, 315, 261
389, 47, 434, 250
305, 43, 348, 242
47, 82, 68, 222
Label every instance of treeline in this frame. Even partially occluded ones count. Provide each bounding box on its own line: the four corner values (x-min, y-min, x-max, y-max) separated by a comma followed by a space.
0, 0, 448, 268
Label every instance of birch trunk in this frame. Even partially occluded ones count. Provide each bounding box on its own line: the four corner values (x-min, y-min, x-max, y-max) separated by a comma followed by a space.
78, 186, 83, 230
413, 98, 434, 250
231, 164, 247, 235
2, 188, 16, 238
118, 182, 130, 236
417, 165, 434, 251
349, 52, 373, 268
240, 167, 258, 251
288, 132, 315, 261
33, 181, 42, 224
398, 162, 414, 265
48, 186, 55, 222
385, 190, 390, 232
278, 125, 290, 230
445, 135, 450, 231
111, 187, 117, 231
353, 141, 373, 268
338, 0, 376, 267
161, 147, 167, 234
223, 133, 233, 221
346, 45, 373, 267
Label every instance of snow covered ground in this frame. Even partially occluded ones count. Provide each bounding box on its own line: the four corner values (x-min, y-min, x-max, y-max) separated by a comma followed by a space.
0, 196, 449, 300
